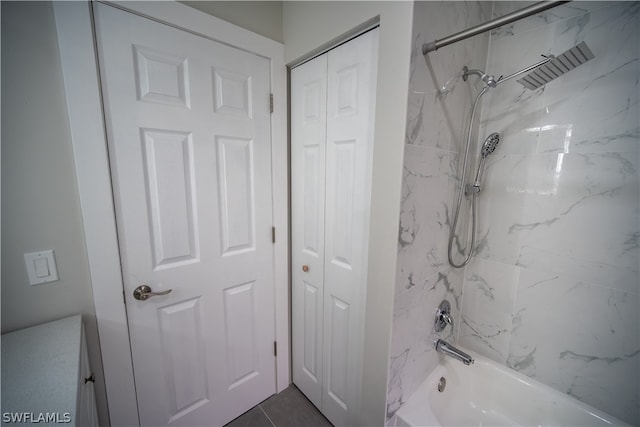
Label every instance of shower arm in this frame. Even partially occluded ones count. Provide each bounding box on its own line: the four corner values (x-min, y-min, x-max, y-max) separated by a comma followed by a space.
495, 57, 552, 86
463, 57, 552, 89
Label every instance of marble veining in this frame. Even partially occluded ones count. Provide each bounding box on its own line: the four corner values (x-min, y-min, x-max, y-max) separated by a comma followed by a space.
460, 317, 509, 361
559, 349, 640, 365
490, 1, 609, 40
506, 268, 639, 422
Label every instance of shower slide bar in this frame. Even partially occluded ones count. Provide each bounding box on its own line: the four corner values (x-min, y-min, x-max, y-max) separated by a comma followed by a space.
422, 1, 570, 55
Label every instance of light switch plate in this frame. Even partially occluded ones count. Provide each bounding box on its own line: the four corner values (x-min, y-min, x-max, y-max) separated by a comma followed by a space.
24, 250, 59, 285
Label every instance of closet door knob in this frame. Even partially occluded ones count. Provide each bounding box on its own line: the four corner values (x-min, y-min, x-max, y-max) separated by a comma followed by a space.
302, 265, 309, 272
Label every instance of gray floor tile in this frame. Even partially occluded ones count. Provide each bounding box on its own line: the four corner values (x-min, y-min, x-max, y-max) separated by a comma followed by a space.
225, 405, 274, 427
260, 385, 333, 427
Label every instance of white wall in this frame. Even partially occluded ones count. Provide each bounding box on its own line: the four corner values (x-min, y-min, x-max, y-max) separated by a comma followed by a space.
283, 2, 414, 425
1, 2, 108, 425
181, 1, 283, 42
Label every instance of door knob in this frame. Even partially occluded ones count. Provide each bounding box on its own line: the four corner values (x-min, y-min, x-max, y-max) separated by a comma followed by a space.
302, 265, 309, 272
133, 284, 172, 301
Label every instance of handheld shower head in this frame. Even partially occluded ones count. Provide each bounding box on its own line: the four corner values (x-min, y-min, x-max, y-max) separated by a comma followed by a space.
481, 133, 500, 158
472, 132, 500, 188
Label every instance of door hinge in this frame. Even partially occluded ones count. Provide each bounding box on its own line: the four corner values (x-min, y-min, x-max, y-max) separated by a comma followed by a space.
269, 93, 274, 114
272, 226, 276, 243
274, 341, 277, 357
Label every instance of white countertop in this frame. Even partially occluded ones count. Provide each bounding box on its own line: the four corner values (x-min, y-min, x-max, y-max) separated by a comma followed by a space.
1, 315, 82, 426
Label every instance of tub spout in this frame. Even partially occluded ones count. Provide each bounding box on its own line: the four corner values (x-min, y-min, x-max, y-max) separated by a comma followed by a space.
435, 339, 474, 365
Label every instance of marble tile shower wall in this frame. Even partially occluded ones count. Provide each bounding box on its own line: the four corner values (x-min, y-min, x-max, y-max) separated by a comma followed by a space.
457, 2, 639, 425
386, 1, 491, 423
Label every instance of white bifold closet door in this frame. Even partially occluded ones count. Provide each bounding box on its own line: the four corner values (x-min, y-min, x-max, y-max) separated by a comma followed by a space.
291, 28, 379, 427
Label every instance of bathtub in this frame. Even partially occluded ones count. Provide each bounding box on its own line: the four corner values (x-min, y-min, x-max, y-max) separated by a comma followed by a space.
396, 347, 629, 427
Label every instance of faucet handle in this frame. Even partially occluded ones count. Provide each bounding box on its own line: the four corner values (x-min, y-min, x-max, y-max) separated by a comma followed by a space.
435, 300, 453, 332
442, 312, 453, 325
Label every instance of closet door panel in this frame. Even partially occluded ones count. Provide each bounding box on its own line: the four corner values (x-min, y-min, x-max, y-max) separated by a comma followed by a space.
291, 54, 328, 409
323, 28, 379, 427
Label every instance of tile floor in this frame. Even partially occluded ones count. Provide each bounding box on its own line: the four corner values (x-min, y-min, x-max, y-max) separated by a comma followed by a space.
225, 385, 333, 427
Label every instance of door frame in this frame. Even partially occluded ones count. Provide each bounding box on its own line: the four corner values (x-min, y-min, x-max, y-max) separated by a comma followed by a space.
53, 2, 289, 425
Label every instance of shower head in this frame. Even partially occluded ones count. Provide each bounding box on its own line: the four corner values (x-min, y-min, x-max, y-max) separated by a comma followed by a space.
516, 41, 595, 90
481, 133, 500, 158
471, 132, 500, 189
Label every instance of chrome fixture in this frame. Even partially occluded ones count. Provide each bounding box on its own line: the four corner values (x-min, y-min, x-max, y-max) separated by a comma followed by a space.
462, 66, 498, 88
133, 284, 173, 301
447, 84, 492, 268
480, 132, 500, 158
422, 1, 569, 54
461, 42, 594, 92
468, 132, 500, 192
517, 41, 595, 90
448, 42, 595, 268
462, 58, 551, 89
435, 300, 453, 333
435, 339, 475, 365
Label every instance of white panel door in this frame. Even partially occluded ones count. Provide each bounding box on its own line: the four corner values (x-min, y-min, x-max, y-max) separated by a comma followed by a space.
291, 28, 379, 427
94, 4, 276, 426
291, 53, 328, 410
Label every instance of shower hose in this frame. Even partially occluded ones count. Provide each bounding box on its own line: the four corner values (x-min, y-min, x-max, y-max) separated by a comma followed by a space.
447, 86, 488, 268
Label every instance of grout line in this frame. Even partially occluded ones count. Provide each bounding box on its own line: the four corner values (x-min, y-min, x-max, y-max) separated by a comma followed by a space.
258, 404, 277, 427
